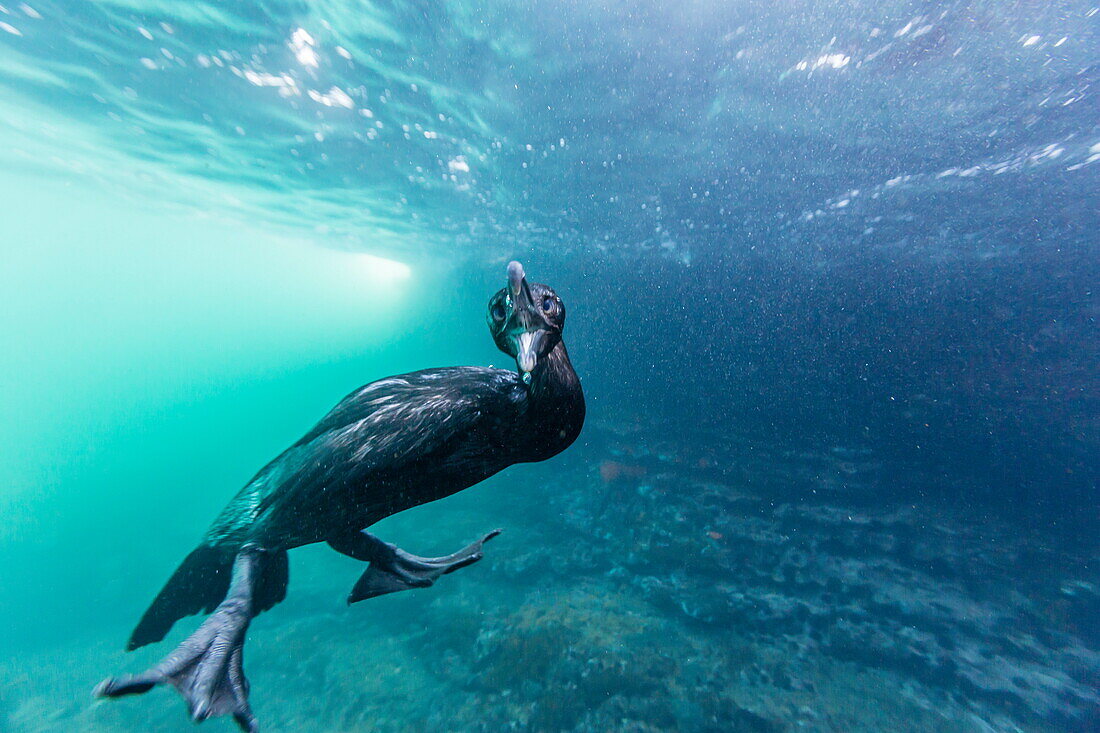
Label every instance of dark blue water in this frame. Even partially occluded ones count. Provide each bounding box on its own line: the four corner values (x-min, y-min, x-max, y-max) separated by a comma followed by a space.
0, 1, 1096, 731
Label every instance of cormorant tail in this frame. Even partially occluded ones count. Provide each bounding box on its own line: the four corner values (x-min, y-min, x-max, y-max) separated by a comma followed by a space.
128, 545, 288, 651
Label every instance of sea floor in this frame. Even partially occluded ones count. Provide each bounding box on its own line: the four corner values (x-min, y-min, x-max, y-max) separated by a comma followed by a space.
3, 420, 1097, 732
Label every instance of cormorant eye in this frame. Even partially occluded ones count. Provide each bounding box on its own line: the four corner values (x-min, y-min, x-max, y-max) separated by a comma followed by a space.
491, 302, 505, 322
541, 296, 553, 313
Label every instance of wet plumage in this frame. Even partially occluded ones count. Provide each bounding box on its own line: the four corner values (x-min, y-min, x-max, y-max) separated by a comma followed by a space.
207, 367, 531, 550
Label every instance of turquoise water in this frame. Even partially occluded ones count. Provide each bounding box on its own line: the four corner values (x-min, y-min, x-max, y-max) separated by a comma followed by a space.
1, 1, 1097, 731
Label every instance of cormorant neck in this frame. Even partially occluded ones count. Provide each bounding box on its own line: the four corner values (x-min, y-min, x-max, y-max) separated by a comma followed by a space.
528, 340, 580, 404
524, 339, 585, 455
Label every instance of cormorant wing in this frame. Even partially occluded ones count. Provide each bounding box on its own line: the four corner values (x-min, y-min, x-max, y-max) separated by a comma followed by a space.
246, 367, 525, 519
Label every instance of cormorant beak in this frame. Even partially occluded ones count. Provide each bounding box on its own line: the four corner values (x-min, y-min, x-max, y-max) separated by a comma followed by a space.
507, 261, 547, 376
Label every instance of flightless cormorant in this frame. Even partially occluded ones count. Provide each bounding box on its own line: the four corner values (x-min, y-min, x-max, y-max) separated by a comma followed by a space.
94, 262, 585, 731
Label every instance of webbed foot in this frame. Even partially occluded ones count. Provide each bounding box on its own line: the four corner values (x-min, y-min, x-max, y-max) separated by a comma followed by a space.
94, 548, 264, 732
328, 529, 501, 603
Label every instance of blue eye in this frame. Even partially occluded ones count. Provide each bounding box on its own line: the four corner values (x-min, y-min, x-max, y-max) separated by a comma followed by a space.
541, 296, 553, 312
491, 302, 505, 321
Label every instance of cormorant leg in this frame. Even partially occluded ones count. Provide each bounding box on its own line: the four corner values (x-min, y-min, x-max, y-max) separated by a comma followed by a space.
328, 528, 501, 604
94, 546, 265, 733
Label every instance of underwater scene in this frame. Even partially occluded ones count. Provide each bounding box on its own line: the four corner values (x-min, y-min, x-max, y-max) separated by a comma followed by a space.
0, 0, 1097, 731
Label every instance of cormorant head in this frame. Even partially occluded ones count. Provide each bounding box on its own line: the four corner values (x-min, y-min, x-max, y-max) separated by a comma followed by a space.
487, 261, 565, 378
